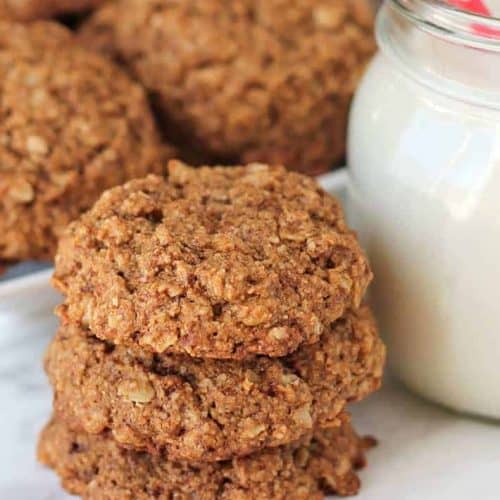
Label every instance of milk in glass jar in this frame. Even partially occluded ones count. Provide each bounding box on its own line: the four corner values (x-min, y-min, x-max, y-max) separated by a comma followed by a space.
348, 0, 500, 418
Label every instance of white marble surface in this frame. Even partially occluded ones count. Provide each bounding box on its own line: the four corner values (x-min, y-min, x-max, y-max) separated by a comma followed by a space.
0, 307, 67, 499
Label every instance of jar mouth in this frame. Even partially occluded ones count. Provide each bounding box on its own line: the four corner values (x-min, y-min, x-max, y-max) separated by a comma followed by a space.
390, 0, 500, 50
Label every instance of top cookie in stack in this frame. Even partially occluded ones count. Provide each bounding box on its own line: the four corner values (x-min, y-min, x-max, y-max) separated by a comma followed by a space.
41, 160, 385, 498
53, 161, 373, 359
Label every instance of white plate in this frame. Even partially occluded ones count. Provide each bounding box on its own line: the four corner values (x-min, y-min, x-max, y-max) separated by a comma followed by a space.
0, 267, 59, 315
1, 169, 499, 500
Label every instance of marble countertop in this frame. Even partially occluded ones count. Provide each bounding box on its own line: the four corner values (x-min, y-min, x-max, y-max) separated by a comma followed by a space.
2, 303, 500, 500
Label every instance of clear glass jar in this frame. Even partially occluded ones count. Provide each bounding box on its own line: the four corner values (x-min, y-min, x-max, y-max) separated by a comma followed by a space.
348, 0, 500, 418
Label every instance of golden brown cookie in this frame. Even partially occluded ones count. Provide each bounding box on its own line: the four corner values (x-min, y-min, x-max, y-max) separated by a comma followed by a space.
46, 308, 384, 462
0, 21, 174, 262
53, 161, 372, 360
79, 0, 376, 174
38, 416, 371, 499
0, 0, 105, 21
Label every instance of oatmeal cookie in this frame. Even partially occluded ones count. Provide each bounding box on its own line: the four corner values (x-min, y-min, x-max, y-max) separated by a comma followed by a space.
46, 308, 384, 462
0, 0, 105, 21
38, 416, 370, 499
79, 0, 376, 174
53, 161, 372, 360
0, 21, 173, 262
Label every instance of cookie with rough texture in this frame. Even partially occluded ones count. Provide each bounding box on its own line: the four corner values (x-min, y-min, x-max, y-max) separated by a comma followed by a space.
53, 161, 372, 360
46, 307, 384, 462
0, 21, 174, 262
0, 0, 105, 21
38, 416, 372, 499
79, 0, 375, 174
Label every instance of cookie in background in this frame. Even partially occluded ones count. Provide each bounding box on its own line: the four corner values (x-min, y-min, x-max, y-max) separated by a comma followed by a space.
80, 0, 376, 175
0, 21, 174, 264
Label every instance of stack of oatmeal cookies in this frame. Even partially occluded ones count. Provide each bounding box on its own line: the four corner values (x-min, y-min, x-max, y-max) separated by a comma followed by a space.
38, 161, 385, 499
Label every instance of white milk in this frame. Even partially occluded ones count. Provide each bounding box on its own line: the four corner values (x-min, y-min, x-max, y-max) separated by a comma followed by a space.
348, 0, 500, 418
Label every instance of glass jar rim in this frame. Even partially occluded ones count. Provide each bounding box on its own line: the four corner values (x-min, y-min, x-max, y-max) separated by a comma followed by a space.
390, 0, 500, 50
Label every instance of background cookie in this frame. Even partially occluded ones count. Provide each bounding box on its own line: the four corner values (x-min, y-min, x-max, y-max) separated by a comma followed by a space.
46, 308, 384, 461
0, 0, 105, 21
38, 416, 369, 499
53, 161, 372, 360
79, 0, 376, 174
0, 21, 173, 262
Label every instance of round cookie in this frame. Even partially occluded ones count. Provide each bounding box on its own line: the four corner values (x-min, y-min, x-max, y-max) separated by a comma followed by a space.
79, 0, 376, 174
38, 416, 371, 500
0, 0, 105, 21
0, 21, 173, 262
53, 161, 373, 360
46, 308, 384, 462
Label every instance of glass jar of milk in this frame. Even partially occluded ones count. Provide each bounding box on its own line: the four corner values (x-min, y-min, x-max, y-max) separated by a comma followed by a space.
348, 0, 500, 418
